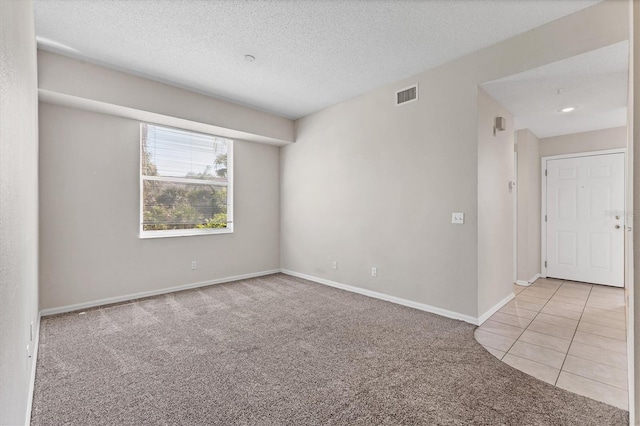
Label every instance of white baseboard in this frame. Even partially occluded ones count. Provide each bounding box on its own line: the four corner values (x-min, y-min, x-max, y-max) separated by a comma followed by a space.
281, 269, 479, 325
515, 273, 541, 287
39, 269, 281, 317
477, 292, 515, 325
25, 312, 41, 426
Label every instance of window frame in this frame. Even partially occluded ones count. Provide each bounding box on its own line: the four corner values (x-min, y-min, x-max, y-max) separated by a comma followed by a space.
139, 123, 234, 239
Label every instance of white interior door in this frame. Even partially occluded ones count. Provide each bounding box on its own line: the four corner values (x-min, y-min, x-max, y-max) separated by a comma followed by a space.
546, 153, 624, 287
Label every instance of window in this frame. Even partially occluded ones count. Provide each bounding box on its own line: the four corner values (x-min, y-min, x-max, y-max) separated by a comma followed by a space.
140, 123, 233, 238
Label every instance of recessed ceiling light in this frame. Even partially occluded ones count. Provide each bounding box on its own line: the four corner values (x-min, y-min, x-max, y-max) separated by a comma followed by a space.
244, 55, 255, 62
559, 106, 576, 113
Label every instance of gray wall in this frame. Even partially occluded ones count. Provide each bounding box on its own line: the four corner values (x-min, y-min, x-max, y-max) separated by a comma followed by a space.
477, 89, 515, 316
516, 129, 541, 283
0, 0, 40, 424
280, 0, 627, 320
39, 103, 281, 310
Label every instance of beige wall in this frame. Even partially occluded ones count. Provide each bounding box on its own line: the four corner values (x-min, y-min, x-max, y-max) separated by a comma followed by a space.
539, 126, 627, 157
282, 71, 480, 318
281, 1, 628, 320
39, 103, 281, 310
516, 129, 541, 283
0, 0, 40, 424
477, 89, 515, 316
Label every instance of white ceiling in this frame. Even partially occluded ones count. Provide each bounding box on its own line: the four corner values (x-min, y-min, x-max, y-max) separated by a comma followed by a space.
481, 41, 629, 139
34, 0, 601, 119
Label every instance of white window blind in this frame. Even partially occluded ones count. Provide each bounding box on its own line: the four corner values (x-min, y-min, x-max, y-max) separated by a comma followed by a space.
140, 123, 233, 238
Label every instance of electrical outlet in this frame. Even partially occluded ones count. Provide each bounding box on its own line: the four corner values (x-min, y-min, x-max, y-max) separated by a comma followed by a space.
371, 267, 377, 277
191, 261, 197, 270
332, 261, 337, 270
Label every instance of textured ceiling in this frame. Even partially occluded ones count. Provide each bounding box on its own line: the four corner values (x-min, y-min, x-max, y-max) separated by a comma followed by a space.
34, 0, 601, 119
482, 41, 628, 139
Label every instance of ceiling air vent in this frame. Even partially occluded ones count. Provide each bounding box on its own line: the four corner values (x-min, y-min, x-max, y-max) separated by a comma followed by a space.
396, 84, 418, 106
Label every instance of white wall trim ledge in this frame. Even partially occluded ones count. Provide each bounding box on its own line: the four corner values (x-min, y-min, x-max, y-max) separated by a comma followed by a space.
281, 269, 480, 325
37, 50, 295, 146
38, 89, 291, 146
477, 292, 516, 326
39, 269, 281, 317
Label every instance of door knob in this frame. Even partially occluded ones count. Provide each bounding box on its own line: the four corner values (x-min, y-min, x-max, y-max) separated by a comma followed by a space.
615, 225, 621, 229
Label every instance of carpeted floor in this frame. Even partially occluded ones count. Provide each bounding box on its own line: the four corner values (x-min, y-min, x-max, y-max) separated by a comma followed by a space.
31, 273, 628, 425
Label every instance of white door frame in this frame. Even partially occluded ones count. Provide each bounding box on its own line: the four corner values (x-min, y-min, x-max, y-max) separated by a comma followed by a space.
540, 148, 627, 280
514, 150, 518, 284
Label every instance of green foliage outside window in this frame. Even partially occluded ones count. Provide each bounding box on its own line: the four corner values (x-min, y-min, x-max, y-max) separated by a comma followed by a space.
141, 124, 230, 232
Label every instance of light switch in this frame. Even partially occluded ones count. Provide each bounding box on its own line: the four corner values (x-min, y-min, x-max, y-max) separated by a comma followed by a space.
452, 212, 464, 224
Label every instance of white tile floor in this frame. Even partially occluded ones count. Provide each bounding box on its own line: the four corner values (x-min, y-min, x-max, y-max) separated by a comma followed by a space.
474, 278, 628, 410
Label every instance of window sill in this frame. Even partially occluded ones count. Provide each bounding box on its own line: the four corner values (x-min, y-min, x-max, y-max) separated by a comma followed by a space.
139, 227, 233, 239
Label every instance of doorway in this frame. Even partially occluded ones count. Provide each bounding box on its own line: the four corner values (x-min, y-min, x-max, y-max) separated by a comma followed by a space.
475, 40, 631, 411
542, 150, 626, 287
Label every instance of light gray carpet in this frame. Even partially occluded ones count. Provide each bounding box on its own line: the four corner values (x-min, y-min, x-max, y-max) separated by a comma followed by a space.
31, 273, 627, 425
